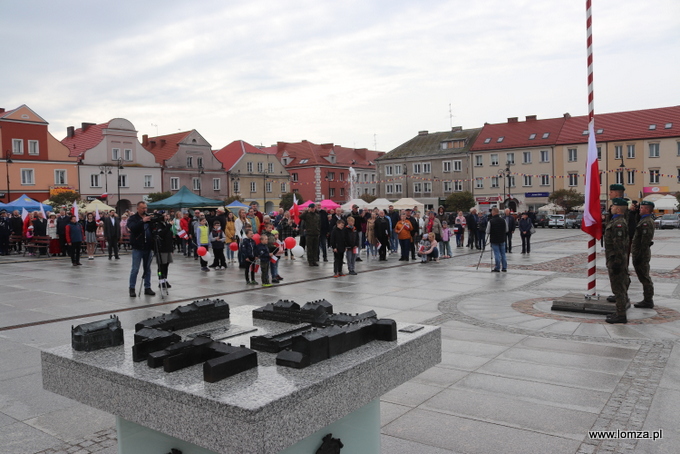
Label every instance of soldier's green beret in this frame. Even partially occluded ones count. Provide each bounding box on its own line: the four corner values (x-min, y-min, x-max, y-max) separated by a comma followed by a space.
612, 198, 628, 206
609, 184, 625, 191
640, 201, 655, 208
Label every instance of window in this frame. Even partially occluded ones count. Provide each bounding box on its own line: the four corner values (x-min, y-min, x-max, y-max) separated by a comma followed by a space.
21, 169, 35, 185
497, 137, 504, 143
170, 177, 179, 190
395, 164, 402, 175
649, 169, 659, 184
112, 148, 120, 160
266, 182, 272, 193
340, 188, 344, 196
454, 180, 463, 192
385, 165, 393, 176
475, 178, 483, 189
441, 139, 465, 149
372, 188, 376, 195
540, 150, 549, 163
649, 124, 656, 130
412, 163, 421, 174
522, 151, 532, 164
677, 142, 680, 156
143, 175, 153, 188
627, 144, 636, 159
413, 182, 422, 193
506, 153, 515, 165
211, 178, 220, 191
649, 143, 660, 158
508, 176, 515, 187
490, 154, 499, 166
442, 161, 452, 172
12, 139, 23, 154
523, 175, 532, 186
615, 145, 623, 160
541, 174, 550, 186
529, 134, 536, 140
422, 162, 431, 174
491, 177, 499, 188
250, 182, 257, 193
615, 170, 623, 184
292, 173, 298, 182
597, 147, 602, 160
280, 182, 287, 193
327, 172, 335, 181
233, 180, 240, 193
246, 162, 253, 172
484, 138, 491, 144
193, 177, 201, 191
124, 149, 132, 161
372, 174, 376, 182
329, 188, 335, 197
394, 183, 402, 193
90, 173, 101, 188
268, 162, 274, 173
257, 162, 264, 172
568, 148, 578, 162
196, 157, 203, 168
28, 140, 39, 155
627, 171, 635, 185
453, 160, 462, 172
443, 181, 452, 193
423, 182, 432, 193
475, 155, 483, 167
568, 173, 578, 187
542, 133, 550, 139
363, 173, 368, 182
186, 156, 193, 168
118, 174, 128, 187
54, 170, 66, 185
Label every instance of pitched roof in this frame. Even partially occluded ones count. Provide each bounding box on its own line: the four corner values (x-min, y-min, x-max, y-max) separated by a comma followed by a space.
213, 140, 267, 171
471, 117, 566, 151
142, 131, 192, 164
378, 127, 482, 160
262, 140, 383, 168
61, 122, 109, 157
0, 104, 48, 124
556, 105, 680, 144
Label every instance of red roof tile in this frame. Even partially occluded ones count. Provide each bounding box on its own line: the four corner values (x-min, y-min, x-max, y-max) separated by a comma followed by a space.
61, 122, 109, 157
213, 140, 266, 170
265, 140, 383, 168
471, 117, 567, 151
556, 105, 680, 144
142, 131, 192, 164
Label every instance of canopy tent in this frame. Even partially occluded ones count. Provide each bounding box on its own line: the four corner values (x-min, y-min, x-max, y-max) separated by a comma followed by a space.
82, 199, 115, 213
4, 194, 53, 212
362, 198, 393, 211
226, 200, 249, 214
298, 200, 314, 208
319, 199, 340, 210
146, 186, 225, 210
392, 197, 425, 214
537, 202, 561, 212
650, 194, 678, 211
340, 199, 370, 211
643, 193, 666, 202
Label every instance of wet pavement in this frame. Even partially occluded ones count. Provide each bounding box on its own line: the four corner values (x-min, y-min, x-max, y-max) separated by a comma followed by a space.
1, 227, 679, 454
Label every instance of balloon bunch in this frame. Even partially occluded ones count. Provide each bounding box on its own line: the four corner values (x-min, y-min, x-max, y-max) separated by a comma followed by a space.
196, 246, 212, 263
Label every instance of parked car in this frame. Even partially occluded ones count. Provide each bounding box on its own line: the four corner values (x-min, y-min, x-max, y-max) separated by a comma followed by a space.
655, 213, 680, 229
565, 214, 583, 229
535, 213, 550, 228
548, 214, 566, 228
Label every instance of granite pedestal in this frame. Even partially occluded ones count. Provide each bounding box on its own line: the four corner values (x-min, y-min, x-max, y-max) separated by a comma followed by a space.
41, 305, 441, 454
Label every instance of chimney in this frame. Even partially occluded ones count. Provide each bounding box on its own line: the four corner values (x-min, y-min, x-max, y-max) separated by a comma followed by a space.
563, 112, 571, 119
160, 139, 166, 146
451, 126, 462, 132
81, 122, 95, 132
0, 108, 5, 113
508, 117, 518, 123
142, 134, 149, 146
418, 130, 428, 136
67, 126, 75, 138
525, 115, 537, 121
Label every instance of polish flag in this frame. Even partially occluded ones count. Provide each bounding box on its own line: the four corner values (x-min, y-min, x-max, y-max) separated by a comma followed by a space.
72, 200, 78, 218
270, 255, 279, 264
21, 208, 29, 221
95, 206, 101, 221
581, 120, 602, 239
177, 229, 188, 239
22, 209, 31, 235
39, 203, 47, 219
291, 193, 300, 225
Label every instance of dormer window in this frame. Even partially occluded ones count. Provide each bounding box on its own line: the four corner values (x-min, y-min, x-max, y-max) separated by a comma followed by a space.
649, 124, 656, 130
582, 130, 589, 135
596, 129, 604, 134
665, 123, 672, 129
484, 138, 491, 144
529, 134, 536, 140
299, 159, 308, 164
496, 137, 504, 143
542, 133, 550, 139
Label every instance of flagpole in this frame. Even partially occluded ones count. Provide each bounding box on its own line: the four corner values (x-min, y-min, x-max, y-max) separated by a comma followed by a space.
585, 0, 598, 298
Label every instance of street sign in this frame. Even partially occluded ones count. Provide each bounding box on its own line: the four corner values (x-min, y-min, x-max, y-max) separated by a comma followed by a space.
525, 192, 549, 198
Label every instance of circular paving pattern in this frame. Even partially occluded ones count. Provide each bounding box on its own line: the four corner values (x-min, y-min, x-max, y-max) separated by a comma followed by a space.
512, 297, 680, 324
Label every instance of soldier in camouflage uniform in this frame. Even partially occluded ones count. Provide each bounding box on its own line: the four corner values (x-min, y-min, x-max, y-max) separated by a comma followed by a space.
605, 198, 630, 324
632, 201, 655, 309
605, 184, 629, 303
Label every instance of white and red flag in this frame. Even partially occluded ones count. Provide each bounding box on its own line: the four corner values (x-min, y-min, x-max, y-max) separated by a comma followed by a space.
72, 200, 78, 218
581, 121, 602, 239
95, 206, 101, 221
291, 193, 301, 225
177, 229, 188, 239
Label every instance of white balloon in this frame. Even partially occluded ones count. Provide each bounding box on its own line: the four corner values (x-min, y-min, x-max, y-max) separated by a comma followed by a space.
202, 251, 212, 262
291, 245, 304, 257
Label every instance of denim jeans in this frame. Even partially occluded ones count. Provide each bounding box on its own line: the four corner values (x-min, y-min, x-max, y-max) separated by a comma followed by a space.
129, 248, 153, 289
345, 249, 357, 272
490, 242, 507, 271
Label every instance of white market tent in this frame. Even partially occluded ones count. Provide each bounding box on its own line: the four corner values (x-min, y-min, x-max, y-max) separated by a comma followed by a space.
364, 198, 393, 211
340, 199, 370, 211
651, 194, 678, 211
537, 202, 561, 213
392, 197, 425, 214
82, 199, 115, 213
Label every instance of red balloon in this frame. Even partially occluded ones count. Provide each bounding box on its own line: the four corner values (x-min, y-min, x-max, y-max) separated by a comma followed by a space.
229, 242, 239, 251
197, 246, 207, 256
284, 237, 297, 249
252, 233, 261, 244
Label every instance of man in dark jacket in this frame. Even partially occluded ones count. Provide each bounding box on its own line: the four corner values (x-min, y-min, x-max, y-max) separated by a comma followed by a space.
127, 201, 155, 297
0, 210, 10, 255
486, 207, 508, 272
375, 210, 391, 261
504, 208, 516, 253
466, 209, 477, 249
300, 204, 320, 266
56, 209, 70, 256
318, 208, 330, 262
104, 209, 121, 259
349, 205, 365, 261
387, 205, 400, 253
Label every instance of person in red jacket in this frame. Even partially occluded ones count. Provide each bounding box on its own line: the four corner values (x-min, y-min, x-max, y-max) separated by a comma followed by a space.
179, 211, 192, 257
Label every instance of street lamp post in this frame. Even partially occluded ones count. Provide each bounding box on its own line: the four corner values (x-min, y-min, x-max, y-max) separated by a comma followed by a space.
116, 158, 123, 214
197, 163, 205, 196
99, 165, 112, 194
263, 172, 268, 211
403, 166, 408, 198
498, 162, 513, 209
4, 150, 12, 203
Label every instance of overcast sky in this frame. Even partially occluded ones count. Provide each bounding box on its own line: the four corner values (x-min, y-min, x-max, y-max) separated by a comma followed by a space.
1, 0, 678, 152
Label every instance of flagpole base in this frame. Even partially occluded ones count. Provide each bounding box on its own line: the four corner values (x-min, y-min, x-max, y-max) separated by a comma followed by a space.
551, 292, 617, 315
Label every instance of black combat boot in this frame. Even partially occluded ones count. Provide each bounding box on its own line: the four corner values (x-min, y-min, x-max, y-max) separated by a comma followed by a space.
634, 300, 654, 309
605, 312, 628, 324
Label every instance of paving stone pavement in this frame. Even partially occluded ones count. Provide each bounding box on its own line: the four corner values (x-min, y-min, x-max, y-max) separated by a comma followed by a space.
1, 228, 679, 454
